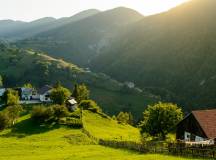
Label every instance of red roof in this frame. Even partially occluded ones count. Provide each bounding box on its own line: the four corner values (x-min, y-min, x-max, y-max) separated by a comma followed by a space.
192, 109, 216, 139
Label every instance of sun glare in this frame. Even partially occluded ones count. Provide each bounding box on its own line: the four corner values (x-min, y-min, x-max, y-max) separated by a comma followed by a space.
128, 0, 189, 15
0, 0, 190, 21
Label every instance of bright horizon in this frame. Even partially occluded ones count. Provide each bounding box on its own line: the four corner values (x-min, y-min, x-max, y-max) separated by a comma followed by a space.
0, 0, 189, 22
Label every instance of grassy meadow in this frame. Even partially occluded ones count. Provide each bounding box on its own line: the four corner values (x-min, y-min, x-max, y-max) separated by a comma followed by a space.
0, 111, 204, 160
82, 110, 141, 142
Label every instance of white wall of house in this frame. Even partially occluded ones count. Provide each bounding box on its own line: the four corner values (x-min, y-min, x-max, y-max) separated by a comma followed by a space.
39, 91, 52, 102
0, 88, 6, 97
195, 136, 205, 142
184, 131, 205, 142
184, 131, 191, 141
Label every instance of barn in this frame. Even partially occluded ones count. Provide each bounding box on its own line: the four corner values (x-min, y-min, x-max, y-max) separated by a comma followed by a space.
176, 109, 216, 144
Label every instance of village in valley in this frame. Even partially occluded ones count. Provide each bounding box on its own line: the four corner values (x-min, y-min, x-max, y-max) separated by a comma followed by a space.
0, 83, 216, 156
0, 84, 78, 111
0, 0, 216, 159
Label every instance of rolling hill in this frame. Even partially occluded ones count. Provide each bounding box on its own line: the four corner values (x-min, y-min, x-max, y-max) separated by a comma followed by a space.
5, 0, 216, 112
0, 111, 198, 160
88, 0, 216, 111
16, 7, 144, 66
0, 9, 100, 41
0, 44, 159, 119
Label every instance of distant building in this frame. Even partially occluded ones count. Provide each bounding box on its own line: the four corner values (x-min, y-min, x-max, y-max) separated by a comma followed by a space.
38, 85, 53, 103
0, 88, 6, 97
20, 88, 39, 100
66, 97, 78, 111
124, 82, 135, 89
176, 109, 216, 145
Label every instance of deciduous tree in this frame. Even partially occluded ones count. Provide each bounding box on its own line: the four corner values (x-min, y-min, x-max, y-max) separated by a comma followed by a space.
140, 102, 183, 139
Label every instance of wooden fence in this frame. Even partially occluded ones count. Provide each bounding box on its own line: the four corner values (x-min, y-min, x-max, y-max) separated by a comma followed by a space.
168, 143, 216, 159
81, 112, 215, 159
82, 128, 216, 159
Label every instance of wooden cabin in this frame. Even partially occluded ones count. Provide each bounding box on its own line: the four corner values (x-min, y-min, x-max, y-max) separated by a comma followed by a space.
176, 109, 216, 144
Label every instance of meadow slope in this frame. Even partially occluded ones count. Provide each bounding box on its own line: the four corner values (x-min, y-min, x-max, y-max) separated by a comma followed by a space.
0, 112, 204, 160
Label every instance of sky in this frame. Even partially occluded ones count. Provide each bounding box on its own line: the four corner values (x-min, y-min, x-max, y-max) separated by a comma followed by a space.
0, 0, 189, 22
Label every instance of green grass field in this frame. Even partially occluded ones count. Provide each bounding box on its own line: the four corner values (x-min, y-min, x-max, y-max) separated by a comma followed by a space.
0, 112, 203, 160
82, 110, 141, 142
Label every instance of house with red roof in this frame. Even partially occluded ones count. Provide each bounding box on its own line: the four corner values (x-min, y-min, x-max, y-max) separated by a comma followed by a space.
176, 109, 216, 144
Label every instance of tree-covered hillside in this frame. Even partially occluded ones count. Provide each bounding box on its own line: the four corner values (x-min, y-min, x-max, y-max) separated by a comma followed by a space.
16, 7, 143, 66
90, 0, 216, 111
9, 0, 216, 112
0, 9, 100, 41
0, 44, 159, 119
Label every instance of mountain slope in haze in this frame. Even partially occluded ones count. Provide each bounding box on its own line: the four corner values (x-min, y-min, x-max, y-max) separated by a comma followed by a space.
0, 20, 26, 37
90, 0, 216, 110
0, 44, 159, 119
16, 7, 144, 66
0, 9, 100, 40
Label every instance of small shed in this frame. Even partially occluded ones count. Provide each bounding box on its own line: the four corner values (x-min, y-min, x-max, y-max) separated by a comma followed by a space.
66, 98, 78, 111
176, 109, 216, 144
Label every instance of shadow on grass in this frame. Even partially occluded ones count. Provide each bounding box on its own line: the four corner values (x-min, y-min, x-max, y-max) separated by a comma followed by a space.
1, 119, 60, 138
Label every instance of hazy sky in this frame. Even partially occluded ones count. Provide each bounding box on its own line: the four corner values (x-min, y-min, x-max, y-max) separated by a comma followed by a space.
0, 0, 189, 22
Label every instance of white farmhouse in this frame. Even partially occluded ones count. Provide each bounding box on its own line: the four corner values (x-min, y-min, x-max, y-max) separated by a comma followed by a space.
38, 85, 53, 103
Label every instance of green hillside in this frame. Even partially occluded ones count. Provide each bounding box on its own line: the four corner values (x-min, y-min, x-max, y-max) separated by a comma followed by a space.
90, 0, 216, 111
82, 110, 141, 142
16, 7, 143, 66
14, 0, 216, 112
0, 44, 159, 119
0, 111, 201, 160
0, 9, 100, 41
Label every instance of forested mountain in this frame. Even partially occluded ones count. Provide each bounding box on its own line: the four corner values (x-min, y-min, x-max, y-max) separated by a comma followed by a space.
0, 44, 159, 119
16, 7, 144, 65
90, 0, 216, 110
2, 0, 216, 112
0, 9, 100, 40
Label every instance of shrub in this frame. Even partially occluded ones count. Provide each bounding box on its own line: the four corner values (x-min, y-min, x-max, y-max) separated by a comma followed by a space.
52, 105, 69, 118
31, 106, 53, 123
50, 85, 71, 105
2, 89, 20, 106
59, 117, 82, 128
79, 100, 101, 113
116, 112, 133, 125
0, 112, 10, 130
72, 84, 89, 103
69, 109, 81, 118
6, 105, 23, 125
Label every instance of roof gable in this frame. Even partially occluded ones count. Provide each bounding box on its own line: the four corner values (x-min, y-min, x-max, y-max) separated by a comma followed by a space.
192, 109, 216, 139
38, 85, 52, 94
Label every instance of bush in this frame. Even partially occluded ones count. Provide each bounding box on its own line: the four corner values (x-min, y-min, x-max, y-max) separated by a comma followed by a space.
50, 85, 71, 105
59, 117, 82, 128
79, 100, 101, 113
116, 112, 133, 125
31, 105, 70, 123
52, 105, 69, 118
31, 106, 53, 123
2, 89, 20, 106
72, 84, 89, 103
69, 109, 81, 118
6, 105, 23, 125
0, 112, 10, 130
